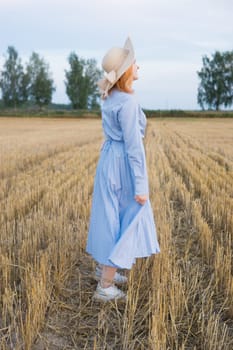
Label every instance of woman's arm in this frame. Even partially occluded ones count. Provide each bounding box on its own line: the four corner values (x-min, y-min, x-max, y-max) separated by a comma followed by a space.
118, 96, 149, 198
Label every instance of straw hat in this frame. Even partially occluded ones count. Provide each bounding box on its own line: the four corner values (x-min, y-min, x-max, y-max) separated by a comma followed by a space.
97, 36, 135, 98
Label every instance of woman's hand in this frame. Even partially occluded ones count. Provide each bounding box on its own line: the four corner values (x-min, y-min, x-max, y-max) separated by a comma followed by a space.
134, 194, 148, 205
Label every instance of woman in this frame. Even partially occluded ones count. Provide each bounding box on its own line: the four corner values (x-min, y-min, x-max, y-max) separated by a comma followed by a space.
86, 37, 160, 302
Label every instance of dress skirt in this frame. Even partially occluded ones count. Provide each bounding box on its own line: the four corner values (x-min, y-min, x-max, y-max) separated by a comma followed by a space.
86, 139, 160, 269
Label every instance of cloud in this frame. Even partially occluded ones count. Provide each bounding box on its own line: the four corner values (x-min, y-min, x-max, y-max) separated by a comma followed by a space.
136, 60, 200, 109
0, 0, 232, 109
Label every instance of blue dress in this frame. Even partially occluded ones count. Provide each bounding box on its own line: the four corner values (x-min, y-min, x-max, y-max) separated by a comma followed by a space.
86, 88, 160, 269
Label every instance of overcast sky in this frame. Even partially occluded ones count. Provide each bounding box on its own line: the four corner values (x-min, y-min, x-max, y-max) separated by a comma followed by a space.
0, 0, 232, 109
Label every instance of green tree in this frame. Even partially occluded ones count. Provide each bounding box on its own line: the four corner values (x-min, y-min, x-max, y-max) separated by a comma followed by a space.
85, 58, 102, 108
65, 53, 101, 109
197, 50, 233, 110
0, 46, 28, 107
27, 52, 55, 107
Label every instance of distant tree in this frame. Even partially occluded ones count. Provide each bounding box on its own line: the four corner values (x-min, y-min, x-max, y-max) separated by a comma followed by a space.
20, 69, 31, 104
27, 52, 55, 107
197, 50, 233, 110
65, 53, 102, 109
65, 53, 88, 109
0, 46, 28, 107
85, 58, 102, 109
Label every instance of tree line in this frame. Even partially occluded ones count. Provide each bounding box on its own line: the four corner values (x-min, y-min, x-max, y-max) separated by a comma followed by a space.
0, 46, 102, 109
0, 46, 233, 111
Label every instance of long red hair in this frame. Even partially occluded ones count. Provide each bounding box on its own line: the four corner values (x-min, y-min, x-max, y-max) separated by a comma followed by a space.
109, 64, 134, 95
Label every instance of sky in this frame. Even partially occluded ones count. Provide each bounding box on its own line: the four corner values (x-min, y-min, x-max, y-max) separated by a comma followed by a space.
0, 0, 232, 110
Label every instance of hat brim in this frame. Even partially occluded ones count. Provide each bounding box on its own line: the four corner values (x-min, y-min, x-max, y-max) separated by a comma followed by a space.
97, 36, 135, 96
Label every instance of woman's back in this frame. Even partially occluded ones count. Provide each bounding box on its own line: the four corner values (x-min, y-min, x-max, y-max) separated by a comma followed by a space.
101, 89, 147, 142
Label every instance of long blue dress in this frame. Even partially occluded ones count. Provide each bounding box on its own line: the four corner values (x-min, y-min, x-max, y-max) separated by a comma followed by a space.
86, 88, 160, 269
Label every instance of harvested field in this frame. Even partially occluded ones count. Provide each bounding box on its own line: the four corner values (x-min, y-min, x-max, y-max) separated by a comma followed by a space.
0, 116, 232, 349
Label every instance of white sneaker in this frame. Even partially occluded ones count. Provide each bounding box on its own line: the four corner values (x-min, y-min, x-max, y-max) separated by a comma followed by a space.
95, 266, 128, 284
93, 282, 126, 302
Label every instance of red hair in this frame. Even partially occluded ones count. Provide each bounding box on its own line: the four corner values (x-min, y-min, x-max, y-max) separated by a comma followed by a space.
109, 64, 134, 95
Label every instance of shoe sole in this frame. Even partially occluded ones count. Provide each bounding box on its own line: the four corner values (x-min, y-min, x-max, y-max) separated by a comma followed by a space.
94, 275, 128, 285
92, 292, 126, 302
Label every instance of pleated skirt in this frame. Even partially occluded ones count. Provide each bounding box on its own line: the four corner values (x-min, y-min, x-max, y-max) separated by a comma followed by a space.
86, 139, 160, 269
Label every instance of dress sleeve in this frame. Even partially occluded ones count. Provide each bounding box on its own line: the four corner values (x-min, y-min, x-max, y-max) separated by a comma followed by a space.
118, 96, 149, 196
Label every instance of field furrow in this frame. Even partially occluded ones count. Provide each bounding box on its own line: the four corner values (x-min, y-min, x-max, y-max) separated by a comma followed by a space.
0, 117, 233, 350
160, 132, 233, 238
